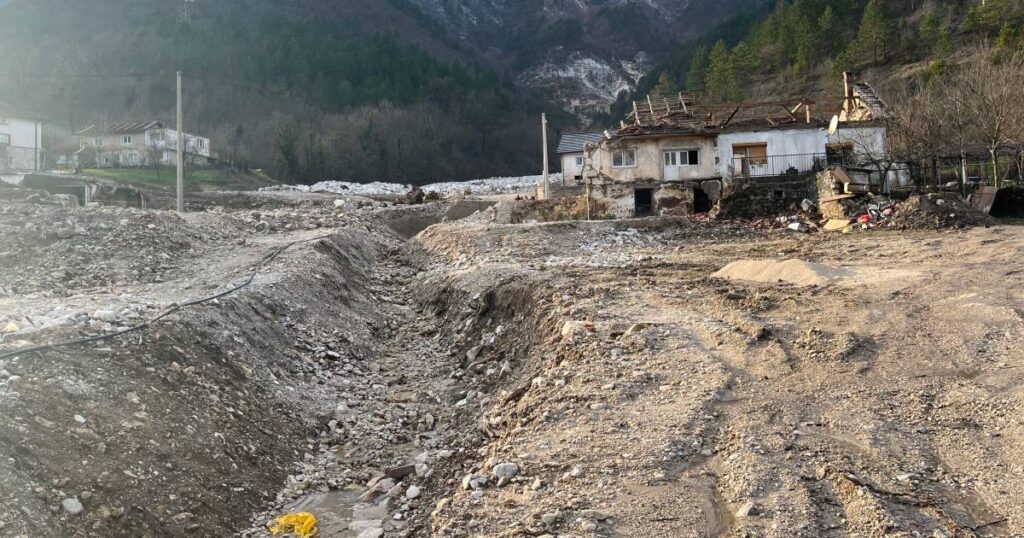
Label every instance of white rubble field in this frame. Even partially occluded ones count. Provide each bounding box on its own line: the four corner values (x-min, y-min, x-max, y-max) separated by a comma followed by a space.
262, 174, 558, 197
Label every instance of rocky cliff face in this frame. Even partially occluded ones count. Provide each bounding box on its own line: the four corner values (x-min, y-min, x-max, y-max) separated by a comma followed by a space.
407, 0, 763, 114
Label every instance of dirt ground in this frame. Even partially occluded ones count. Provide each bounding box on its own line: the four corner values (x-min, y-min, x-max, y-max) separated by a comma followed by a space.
0, 182, 1021, 538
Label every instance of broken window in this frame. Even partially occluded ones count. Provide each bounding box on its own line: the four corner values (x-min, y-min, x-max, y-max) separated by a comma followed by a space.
826, 143, 854, 165
612, 149, 636, 168
733, 144, 768, 165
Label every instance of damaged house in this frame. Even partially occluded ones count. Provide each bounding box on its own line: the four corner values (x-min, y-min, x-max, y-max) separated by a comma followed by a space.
562, 73, 898, 218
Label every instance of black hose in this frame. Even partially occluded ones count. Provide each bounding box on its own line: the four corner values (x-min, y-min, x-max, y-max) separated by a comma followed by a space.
0, 234, 332, 361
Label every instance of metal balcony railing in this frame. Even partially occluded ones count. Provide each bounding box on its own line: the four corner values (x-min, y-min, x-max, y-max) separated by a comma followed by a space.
728, 153, 838, 178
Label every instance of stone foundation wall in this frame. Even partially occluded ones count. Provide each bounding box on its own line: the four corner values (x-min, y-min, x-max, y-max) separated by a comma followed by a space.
588, 181, 694, 219
0, 146, 38, 171
712, 175, 815, 219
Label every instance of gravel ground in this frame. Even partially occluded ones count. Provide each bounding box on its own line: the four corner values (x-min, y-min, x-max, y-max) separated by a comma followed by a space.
0, 182, 1020, 538
408, 219, 1023, 538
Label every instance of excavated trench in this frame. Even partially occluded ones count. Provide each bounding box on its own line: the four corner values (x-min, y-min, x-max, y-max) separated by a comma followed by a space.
0, 201, 557, 537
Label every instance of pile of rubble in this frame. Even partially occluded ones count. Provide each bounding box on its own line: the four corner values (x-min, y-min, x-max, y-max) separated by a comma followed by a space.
0, 201, 244, 296
889, 193, 1000, 229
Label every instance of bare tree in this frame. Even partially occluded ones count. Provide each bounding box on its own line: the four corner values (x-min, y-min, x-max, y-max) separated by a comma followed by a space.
890, 48, 1024, 191
958, 53, 1024, 188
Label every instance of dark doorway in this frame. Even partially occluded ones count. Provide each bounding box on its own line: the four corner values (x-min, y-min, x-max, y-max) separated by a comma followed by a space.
693, 187, 713, 213
634, 188, 654, 217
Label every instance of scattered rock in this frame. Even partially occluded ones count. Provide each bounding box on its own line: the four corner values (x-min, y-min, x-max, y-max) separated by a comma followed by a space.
735, 501, 759, 518
61, 498, 84, 515
406, 485, 421, 500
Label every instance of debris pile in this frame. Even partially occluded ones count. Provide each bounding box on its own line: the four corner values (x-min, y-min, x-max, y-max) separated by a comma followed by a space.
889, 193, 999, 230
0, 202, 240, 295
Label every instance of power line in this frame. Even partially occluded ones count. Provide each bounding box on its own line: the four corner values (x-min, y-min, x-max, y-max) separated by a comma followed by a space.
0, 73, 167, 79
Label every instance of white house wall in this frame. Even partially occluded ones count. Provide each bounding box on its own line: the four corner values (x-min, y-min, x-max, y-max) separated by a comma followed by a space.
595, 136, 717, 183
560, 153, 583, 185
833, 126, 886, 159
0, 117, 42, 171
716, 127, 829, 179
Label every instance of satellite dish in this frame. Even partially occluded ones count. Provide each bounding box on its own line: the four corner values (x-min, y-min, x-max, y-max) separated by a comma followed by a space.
828, 115, 840, 136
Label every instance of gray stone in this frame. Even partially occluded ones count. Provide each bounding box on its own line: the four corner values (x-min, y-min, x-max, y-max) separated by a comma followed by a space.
492, 462, 519, 480
735, 501, 759, 518
385, 464, 416, 479
406, 485, 421, 500
62, 498, 84, 515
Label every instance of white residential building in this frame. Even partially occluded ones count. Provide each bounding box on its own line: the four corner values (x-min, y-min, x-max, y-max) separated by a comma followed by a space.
76, 121, 213, 168
0, 102, 43, 172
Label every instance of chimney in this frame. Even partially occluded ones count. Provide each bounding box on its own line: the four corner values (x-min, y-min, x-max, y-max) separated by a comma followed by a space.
843, 72, 853, 99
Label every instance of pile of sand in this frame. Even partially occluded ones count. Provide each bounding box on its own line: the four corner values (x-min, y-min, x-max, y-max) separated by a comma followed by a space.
712, 259, 851, 287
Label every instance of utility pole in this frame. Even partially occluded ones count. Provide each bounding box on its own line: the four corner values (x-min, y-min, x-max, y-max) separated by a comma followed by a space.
541, 113, 550, 200
176, 71, 184, 213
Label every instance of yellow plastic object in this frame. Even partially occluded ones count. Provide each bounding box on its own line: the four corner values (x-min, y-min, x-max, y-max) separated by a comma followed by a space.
1, 322, 18, 334
269, 512, 319, 538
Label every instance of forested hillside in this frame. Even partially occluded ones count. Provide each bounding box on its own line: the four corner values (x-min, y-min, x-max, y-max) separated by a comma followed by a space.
0, 0, 768, 184
0, 0, 550, 183
625, 0, 1024, 106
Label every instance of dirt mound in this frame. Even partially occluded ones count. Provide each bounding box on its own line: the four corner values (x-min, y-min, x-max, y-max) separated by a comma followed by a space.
890, 193, 999, 229
712, 259, 851, 287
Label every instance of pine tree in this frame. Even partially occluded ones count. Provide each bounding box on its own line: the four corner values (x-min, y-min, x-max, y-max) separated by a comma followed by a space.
817, 6, 836, 56
731, 41, 758, 79
996, 22, 1019, 52
651, 71, 681, 98
686, 46, 710, 92
993, 22, 1019, 63
919, 13, 940, 51
705, 40, 738, 102
851, 0, 891, 66
792, 15, 815, 75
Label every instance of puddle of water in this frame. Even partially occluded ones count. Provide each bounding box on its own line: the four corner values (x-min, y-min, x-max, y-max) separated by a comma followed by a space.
281, 488, 370, 537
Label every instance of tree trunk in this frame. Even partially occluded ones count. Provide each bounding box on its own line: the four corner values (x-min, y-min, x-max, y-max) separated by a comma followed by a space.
960, 153, 968, 197
991, 149, 1000, 189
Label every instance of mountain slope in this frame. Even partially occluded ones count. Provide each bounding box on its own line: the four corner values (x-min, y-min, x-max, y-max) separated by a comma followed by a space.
0, 0, 776, 183
408, 0, 771, 113
0, 0, 553, 183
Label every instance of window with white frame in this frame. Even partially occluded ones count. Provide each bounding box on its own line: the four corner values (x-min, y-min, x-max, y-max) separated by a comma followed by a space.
0, 133, 10, 146
663, 149, 700, 167
122, 135, 132, 145
612, 148, 636, 168
94, 138, 103, 147
574, 156, 584, 167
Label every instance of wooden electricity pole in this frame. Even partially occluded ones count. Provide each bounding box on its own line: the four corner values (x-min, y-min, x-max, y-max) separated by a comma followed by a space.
176, 71, 185, 213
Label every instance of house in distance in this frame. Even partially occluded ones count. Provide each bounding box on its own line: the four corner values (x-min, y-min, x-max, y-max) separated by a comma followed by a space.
553, 73, 899, 218
0, 101, 44, 174
74, 121, 214, 169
